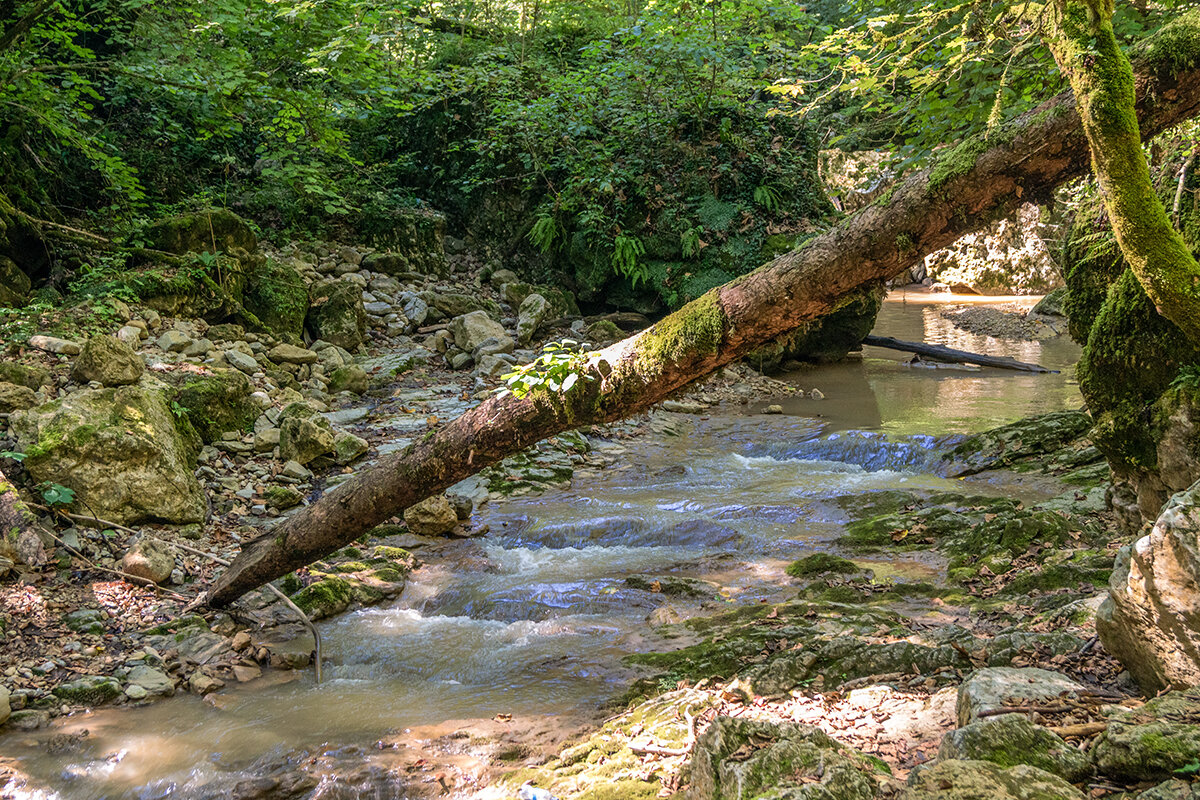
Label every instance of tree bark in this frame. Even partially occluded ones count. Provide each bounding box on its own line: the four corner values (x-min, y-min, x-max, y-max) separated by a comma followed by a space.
1045, 0, 1200, 346
207, 12, 1200, 607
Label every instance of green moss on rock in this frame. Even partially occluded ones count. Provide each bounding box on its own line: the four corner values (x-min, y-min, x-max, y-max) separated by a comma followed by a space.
169, 368, 255, 442
243, 258, 308, 342
290, 576, 354, 620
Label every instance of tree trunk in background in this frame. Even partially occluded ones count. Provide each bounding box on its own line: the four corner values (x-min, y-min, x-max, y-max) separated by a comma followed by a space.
207, 14, 1200, 607
1046, 0, 1200, 346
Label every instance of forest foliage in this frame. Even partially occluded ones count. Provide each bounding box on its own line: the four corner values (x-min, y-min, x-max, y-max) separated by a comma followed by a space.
0, 0, 1192, 309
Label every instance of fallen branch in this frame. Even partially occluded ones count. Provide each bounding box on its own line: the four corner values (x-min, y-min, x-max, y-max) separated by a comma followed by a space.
862, 335, 1058, 373
1048, 721, 1108, 738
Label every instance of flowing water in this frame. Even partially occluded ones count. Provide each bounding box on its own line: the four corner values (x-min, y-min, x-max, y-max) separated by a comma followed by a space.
0, 293, 1084, 799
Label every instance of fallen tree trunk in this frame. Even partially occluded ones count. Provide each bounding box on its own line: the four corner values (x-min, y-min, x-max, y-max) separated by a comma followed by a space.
862, 335, 1058, 373
208, 15, 1200, 607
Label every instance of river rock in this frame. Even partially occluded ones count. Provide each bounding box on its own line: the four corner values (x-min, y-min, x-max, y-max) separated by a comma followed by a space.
1140, 780, 1200, 800
125, 665, 175, 698
956, 667, 1085, 727
306, 280, 366, 350
28, 334, 81, 355
403, 494, 459, 535
116, 325, 143, 348
400, 293, 428, 327
1093, 688, 1200, 782
937, 714, 1091, 782
0, 683, 10, 726
0, 381, 37, 412
516, 293, 549, 347
10, 385, 205, 524
225, 349, 259, 374
278, 405, 336, 465
0, 361, 49, 390
901, 759, 1084, 799
166, 367, 256, 443
333, 431, 369, 465
268, 343, 318, 365
120, 538, 177, 584
1098, 479, 1200, 692
688, 716, 883, 800
327, 365, 368, 394
450, 310, 511, 353
157, 330, 192, 352
52, 675, 122, 706
71, 335, 145, 386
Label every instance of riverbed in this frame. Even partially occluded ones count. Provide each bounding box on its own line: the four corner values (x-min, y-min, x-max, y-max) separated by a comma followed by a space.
0, 292, 1084, 800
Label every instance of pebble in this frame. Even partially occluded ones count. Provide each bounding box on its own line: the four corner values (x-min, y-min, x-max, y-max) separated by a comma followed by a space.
763, 404, 784, 414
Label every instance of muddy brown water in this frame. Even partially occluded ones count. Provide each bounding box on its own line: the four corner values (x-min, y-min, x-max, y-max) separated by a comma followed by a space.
0, 292, 1083, 799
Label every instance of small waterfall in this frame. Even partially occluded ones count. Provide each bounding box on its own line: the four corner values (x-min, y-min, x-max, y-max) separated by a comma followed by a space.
746, 430, 962, 473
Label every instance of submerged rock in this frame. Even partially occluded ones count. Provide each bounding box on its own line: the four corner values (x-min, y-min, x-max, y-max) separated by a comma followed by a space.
11, 385, 205, 524
1098, 479, 1200, 692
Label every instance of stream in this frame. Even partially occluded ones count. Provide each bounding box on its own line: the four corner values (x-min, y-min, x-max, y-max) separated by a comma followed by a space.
0, 293, 1084, 800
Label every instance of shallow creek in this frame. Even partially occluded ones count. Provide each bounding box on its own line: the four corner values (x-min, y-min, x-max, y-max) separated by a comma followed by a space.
1, 293, 1085, 799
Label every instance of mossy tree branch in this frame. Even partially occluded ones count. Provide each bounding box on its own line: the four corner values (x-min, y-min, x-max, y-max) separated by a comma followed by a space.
1045, 0, 1200, 346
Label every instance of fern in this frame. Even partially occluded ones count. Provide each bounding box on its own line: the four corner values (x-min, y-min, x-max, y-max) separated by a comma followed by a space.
1171, 365, 1200, 391
528, 214, 562, 253
680, 226, 703, 258
753, 185, 783, 212
612, 234, 648, 287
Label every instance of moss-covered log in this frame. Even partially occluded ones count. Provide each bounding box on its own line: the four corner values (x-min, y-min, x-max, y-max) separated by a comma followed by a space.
206, 13, 1200, 607
1046, 0, 1200, 346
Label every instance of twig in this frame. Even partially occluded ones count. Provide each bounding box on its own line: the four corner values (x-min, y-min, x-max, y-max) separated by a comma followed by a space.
171, 540, 322, 683
1174, 152, 1196, 227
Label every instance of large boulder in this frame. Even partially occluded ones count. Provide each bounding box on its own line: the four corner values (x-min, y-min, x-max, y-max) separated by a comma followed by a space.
242, 258, 309, 342
450, 310, 512, 354
120, 537, 176, 584
143, 209, 257, 256
165, 367, 256, 443
0, 255, 31, 307
306, 280, 366, 350
901, 759, 1084, 800
10, 385, 205, 524
71, 335, 145, 387
688, 716, 886, 800
1094, 689, 1200, 782
923, 203, 1061, 295
956, 667, 1086, 727
937, 714, 1091, 782
1098, 479, 1200, 692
